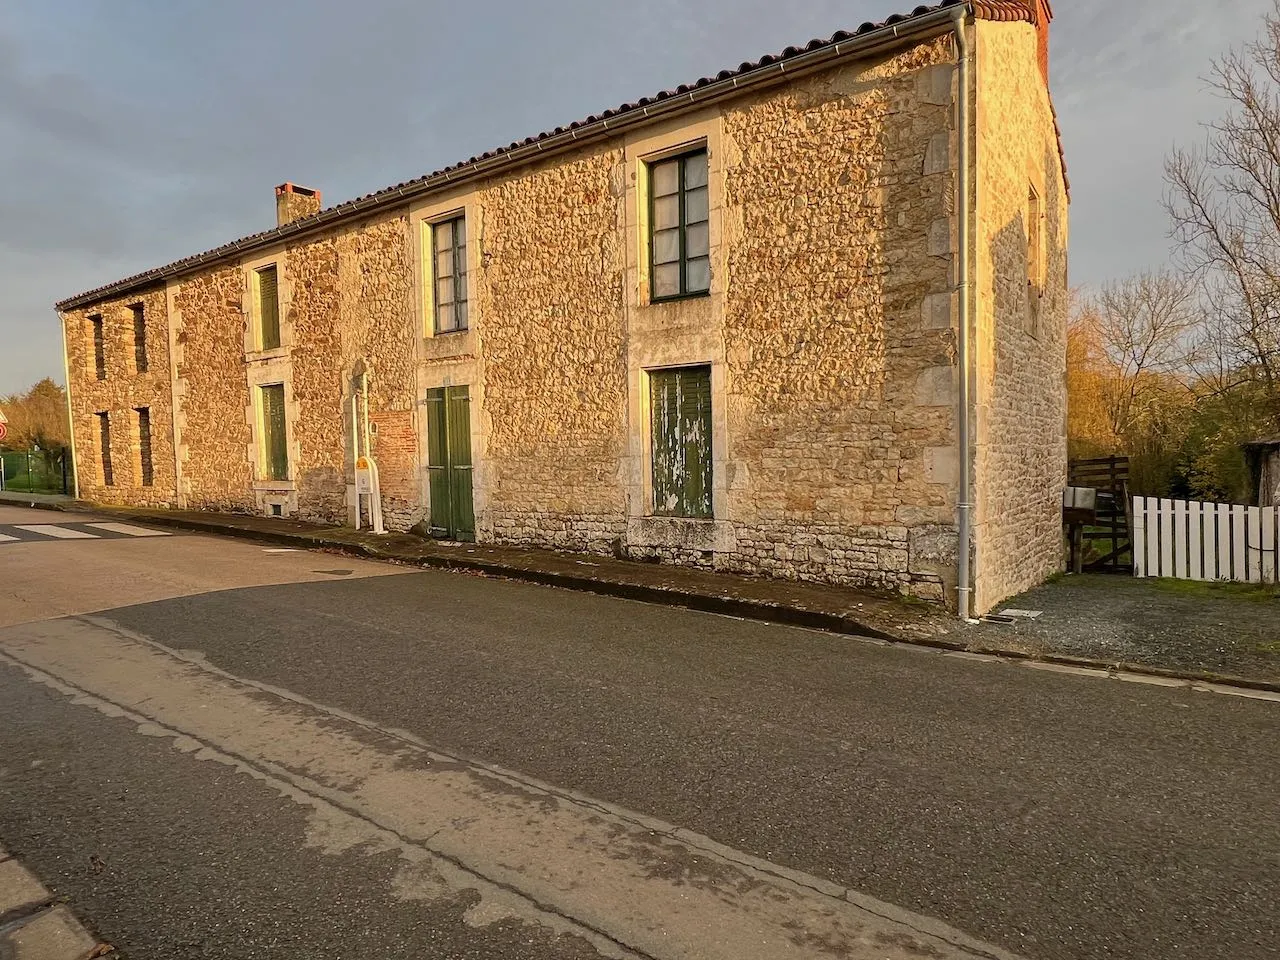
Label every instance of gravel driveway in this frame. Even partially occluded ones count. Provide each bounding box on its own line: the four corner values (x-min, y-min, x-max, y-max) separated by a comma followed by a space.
952, 574, 1280, 684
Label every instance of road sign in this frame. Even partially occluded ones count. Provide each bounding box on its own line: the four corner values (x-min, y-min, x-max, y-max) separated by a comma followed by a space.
0, 409, 7, 442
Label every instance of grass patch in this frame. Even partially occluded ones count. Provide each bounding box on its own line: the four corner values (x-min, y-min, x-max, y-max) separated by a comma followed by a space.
1151, 578, 1280, 602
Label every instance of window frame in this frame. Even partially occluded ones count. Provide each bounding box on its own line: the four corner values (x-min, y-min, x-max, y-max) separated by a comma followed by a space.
430, 214, 469, 335
255, 264, 282, 351
647, 148, 711, 304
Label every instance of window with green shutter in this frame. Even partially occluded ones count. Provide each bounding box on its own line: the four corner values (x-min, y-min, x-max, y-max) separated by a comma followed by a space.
260, 384, 289, 481
649, 149, 710, 302
649, 366, 713, 518
257, 265, 281, 350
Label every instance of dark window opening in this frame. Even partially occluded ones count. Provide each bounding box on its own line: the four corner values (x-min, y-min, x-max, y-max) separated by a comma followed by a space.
135, 407, 153, 487
649, 149, 710, 302
649, 365, 712, 519
131, 304, 148, 373
96, 412, 114, 486
433, 215, 468, 334
90, 315, 106, 380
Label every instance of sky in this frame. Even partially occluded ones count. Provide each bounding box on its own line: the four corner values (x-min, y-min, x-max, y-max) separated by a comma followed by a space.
0, 0, 1273, 394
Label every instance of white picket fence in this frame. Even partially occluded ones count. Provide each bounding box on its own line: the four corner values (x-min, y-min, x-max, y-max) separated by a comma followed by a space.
1133, 497, 1279, 583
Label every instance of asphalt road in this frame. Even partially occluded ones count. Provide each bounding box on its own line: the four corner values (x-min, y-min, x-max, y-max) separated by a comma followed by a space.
1, 503, 1277, 959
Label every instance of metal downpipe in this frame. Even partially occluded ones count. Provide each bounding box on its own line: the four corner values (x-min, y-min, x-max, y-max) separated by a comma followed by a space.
954, 8, 976, 621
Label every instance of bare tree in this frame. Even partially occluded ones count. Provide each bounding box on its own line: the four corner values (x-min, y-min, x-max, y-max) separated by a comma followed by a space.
1088, 271, 1198, 444
1165, 1, 1280, 423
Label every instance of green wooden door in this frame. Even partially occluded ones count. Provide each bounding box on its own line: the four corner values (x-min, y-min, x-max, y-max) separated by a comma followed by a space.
425, 385, 475, 541
650, 366, 712, 518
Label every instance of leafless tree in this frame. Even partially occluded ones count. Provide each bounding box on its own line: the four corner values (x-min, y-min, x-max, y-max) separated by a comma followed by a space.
1084, 271, 1198, 444
1165, 1, 1280, 423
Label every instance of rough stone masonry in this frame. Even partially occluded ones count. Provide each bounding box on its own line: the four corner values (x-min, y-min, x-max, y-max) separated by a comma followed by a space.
56, 3, 1067, 614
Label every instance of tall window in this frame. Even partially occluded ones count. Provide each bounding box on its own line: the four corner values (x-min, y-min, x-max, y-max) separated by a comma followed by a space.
1027, 185, 1044, 336
1027, 185, 1044, 293
432, 215, 468, 334
135, 407, 153, 487
260, 384, 289, 481
96, 412, 114, 486
131, 303, 148, 373
90, 315, 106, 380
256, 264, 281, 350
649, 149, 710, 301
649, 366, 712, 519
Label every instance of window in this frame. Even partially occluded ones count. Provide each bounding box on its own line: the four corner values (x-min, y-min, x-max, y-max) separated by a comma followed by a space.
649, 365, 712, 519
256, 265, 281, 350
131, 304, 148, 373
649, 149, 710, 301
260, 384, 289, 481
432, 215, 468, 334
1027, 185, 1044, 336
90, 315, 106, 380
135, 407, 153, 487
96, 412, 114, 486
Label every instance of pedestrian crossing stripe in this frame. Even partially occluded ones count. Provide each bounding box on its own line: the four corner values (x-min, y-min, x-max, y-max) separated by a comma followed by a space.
0, 523, 172, 543
84, 522, 172, 538
13, 524, 98, 539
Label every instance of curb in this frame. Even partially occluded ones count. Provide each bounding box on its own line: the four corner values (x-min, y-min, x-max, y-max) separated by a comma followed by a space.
9, 496, 1280, 697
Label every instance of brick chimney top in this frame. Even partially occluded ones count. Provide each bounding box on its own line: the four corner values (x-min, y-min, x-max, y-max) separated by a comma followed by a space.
275, 182, 322, 227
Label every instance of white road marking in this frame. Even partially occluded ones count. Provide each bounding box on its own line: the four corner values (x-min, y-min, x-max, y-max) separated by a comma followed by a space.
12, 525, 99, 540
0, 533, 19, 543
83, 522, 171, 538
262, 548, 297, 553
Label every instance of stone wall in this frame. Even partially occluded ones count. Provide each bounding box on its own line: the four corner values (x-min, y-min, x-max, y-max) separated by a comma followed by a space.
172, 266, 256, 512
971, 18, 1069, 613
62, 288, 176, 506
716, 38, 961, 600
335, 215, 420, 529
477, 146, 630, 550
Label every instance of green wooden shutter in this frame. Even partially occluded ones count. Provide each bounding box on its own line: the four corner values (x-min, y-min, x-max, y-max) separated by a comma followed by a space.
424, 385, 475, 541
258, 266, 281, 349
425, 388, 450, 536
650, 366, 712, 518
261, 384, 288, 480
447, 386, 475, 541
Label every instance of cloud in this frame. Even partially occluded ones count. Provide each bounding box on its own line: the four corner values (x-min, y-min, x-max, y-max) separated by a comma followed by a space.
2, 0, 1278, 393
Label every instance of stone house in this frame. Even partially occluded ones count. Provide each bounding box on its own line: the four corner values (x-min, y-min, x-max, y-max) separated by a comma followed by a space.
55, 0, 1068, 616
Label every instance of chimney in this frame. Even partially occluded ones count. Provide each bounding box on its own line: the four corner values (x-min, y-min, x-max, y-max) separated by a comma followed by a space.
275, 182, 322, 227
1033, 0, 1053, 85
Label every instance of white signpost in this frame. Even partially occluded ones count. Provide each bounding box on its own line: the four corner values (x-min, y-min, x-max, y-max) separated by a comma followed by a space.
355, 455, 385, 534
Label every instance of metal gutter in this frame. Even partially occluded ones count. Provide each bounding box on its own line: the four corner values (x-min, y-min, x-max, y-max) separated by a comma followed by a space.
952, 7, 976, 620
56, 3, 963, 311
57, 313, 80, 500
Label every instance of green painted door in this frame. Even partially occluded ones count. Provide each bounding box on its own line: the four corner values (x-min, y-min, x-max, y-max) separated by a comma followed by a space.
425, 385, 475, 541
